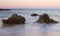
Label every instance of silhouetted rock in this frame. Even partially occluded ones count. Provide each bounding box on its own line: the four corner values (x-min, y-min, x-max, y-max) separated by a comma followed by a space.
31, 13, 38, 16
36, 13, 58, 23
2, 13, 26, 27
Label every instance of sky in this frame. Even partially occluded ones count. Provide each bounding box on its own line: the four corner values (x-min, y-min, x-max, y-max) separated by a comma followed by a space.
0, 0, 60, 8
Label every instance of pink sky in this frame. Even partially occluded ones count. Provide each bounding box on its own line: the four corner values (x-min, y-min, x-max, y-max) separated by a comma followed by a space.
0, 0, 60, 8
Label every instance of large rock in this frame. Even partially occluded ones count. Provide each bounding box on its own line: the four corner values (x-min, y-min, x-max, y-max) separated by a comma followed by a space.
36, 13, 58, 23
31, 13, 38, 16
2, 14, 26, 26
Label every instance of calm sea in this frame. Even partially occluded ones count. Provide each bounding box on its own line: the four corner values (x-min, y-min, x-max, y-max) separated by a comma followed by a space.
0, 9, 60, 36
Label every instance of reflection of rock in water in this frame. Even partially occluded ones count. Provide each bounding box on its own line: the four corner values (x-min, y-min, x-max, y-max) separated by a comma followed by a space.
1, 25, 25, 36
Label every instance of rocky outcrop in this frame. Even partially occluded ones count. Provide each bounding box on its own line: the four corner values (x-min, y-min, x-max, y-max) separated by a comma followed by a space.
36, 13, 58, 23
2, 14, 26, 26
31, 13, 38, 16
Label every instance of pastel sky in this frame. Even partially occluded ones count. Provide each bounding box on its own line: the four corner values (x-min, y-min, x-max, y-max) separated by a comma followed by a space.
0, 0, 60, 8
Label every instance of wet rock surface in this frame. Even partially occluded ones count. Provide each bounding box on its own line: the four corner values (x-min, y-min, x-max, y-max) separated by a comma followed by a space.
36, 13, 58, 24
31, 13, 38, 16
2, 14, 26, 27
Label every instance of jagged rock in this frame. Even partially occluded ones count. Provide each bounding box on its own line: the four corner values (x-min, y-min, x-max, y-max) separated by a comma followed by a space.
36, 13, 58, 23
31, 13, 38, 16
2, 13, 26, 27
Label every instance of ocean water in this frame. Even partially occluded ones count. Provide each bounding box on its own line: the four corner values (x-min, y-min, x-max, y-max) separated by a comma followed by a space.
0, 9, 60, 36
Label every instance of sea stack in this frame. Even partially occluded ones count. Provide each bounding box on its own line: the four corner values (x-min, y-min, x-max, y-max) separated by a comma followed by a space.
36, 13, 58, 24
2, 13, 26, 27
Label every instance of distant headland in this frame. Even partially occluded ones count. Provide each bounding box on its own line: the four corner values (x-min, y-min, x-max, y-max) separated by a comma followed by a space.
0, 9, 11, 11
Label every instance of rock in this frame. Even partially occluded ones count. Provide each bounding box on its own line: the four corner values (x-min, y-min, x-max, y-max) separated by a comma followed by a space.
36, 13, 58, 23
31, 13, 38, 16
2, 13, 26, 27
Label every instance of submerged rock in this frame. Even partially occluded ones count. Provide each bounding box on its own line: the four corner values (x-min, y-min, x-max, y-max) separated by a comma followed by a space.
2, 13, 26, 27
31, 13, 38, 16
36, 13, 58, 24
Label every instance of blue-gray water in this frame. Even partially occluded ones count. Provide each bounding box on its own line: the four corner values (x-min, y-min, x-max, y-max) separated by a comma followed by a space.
0, 9, 60, 36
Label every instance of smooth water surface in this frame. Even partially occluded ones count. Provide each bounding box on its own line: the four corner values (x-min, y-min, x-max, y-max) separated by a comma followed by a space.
0, 9, 60, 36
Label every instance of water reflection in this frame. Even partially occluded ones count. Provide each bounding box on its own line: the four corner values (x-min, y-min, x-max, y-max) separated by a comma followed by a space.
0, 18, 60, 36
0, 13, 60, 36
24, 23, 41, 36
